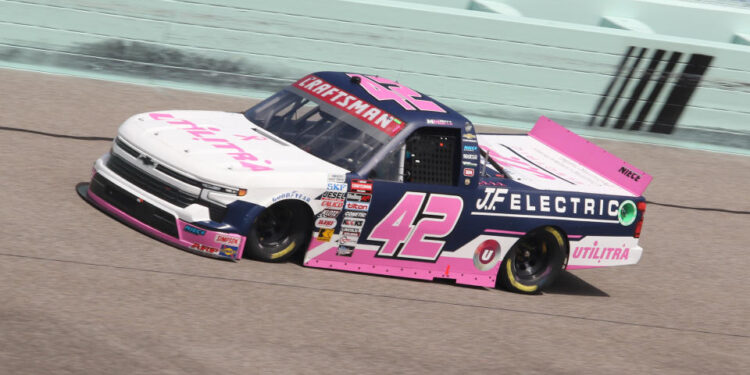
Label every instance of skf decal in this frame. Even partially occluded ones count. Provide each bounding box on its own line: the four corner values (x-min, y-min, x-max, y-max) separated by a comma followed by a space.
463, 168, 475, 177
326, 182, 347, 191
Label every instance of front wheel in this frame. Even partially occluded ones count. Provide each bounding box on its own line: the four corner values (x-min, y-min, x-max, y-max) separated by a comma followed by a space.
498, 227, 566, 294
245, 202, 311, 262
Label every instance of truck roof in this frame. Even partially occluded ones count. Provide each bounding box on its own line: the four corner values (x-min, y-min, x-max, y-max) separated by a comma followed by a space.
293, 71, 471, 137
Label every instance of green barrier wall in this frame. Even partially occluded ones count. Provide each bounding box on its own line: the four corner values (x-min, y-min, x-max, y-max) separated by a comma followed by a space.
1, 0, 748, 153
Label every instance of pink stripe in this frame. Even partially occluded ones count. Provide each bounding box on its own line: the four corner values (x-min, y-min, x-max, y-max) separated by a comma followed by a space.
305, 245, 499, 288
484, 229, 525, 236
88, 188, 245, 260
529, 116, 652, 196
567, 235, 583, 239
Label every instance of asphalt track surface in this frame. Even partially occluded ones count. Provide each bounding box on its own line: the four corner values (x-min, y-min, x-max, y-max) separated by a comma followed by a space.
1, 68, 749, 374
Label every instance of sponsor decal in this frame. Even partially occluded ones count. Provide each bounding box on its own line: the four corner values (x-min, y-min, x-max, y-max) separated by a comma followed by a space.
475, 188, 621, 218
339, 236, 359, 246
318, 209, 342, 218
350, 179, 373, 193
346, 192, 372, 202
426, 119, 453, 126
215, 234, 241, 246
571, 241, 630, 261
343, 219, 365, 227
462, 161, 478, 168
347, 74, 446, 113
322, 191, 347, 200
464, 123, 473, 132
463, 133, 477, 141
272, 190, 311, 203
148, 113, 273, 172
341, 225, 361, 234
475, 188, 508, 211
473, 239, 501, 271
344, 211, 367, 219
321, 200, 344, 208
463, 153, 478, 160
618, 166, 642, 182
326, 182, 347, 191
464, 178, 471, 186
478, 180, 506, 186
463, 168, 475, 177
337, 245, 354, 256
184, 225, 206, 236
345, 201, 370, 211
190, 243, 220, 255
294, 75, 405, 137
220, 244, 238, 257
317, 228, 334, 242
315, 217, 337, 229
463, 145, 478, 152
327, 173, 346, 183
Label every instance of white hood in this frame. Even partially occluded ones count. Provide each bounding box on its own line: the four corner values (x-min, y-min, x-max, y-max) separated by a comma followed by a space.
117, 110, 347, 188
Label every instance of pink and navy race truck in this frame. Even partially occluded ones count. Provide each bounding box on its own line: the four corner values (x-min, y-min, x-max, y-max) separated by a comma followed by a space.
78, 72, 652, 294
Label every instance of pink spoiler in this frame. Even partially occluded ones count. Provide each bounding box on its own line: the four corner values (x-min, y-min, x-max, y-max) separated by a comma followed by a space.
529, 117, 653, 196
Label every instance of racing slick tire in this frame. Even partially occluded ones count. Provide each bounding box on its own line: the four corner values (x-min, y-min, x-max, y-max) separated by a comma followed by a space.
245, 201, 311, 262
498, 227, 566, 294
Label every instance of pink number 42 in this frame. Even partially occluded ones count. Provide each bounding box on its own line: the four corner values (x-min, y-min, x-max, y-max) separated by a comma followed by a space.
368, 192, 463, 261
348, 74, 446, 113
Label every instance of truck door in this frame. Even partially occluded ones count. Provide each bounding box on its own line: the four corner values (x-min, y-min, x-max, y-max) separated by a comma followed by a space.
336, 126, 475, 260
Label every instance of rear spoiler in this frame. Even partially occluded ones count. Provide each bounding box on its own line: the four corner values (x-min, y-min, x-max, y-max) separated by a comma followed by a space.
529, 117, 652, 196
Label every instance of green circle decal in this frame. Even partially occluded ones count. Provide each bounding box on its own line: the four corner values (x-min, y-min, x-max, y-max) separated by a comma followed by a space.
618, 200, 637, 226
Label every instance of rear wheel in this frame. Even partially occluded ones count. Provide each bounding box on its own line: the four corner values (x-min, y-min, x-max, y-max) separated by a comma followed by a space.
245, 202, 311, 262
499, 227, 566, 294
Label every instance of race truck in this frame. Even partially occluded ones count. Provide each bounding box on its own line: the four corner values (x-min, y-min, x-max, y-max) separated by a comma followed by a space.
78, 71, 652, 294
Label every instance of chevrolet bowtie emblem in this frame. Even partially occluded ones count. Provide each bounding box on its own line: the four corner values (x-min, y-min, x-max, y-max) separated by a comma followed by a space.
139, 154, 155, 166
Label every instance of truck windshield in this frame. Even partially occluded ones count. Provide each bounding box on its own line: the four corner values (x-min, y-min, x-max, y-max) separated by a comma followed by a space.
244, 90, 389, 171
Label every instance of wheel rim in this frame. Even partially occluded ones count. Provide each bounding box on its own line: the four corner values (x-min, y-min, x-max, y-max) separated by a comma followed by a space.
512, 237, 550, 281
255, 205, 294, 248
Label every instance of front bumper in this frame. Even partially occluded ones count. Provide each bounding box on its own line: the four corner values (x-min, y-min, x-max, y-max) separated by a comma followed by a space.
78, 172, 246, 261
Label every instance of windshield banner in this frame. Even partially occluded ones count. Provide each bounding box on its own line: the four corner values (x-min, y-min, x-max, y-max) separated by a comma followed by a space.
294, 75, 405, 137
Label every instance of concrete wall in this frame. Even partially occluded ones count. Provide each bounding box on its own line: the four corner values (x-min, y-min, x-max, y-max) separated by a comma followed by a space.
1, 0, 748, 154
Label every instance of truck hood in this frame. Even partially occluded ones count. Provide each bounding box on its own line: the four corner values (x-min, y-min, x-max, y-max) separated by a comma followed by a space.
117, 110, 346, 188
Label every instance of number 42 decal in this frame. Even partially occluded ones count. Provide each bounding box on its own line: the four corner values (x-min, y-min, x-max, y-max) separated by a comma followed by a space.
368, 192, 463, 261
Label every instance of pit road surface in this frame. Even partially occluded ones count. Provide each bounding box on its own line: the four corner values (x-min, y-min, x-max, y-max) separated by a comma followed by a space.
1, 69, 748, 374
